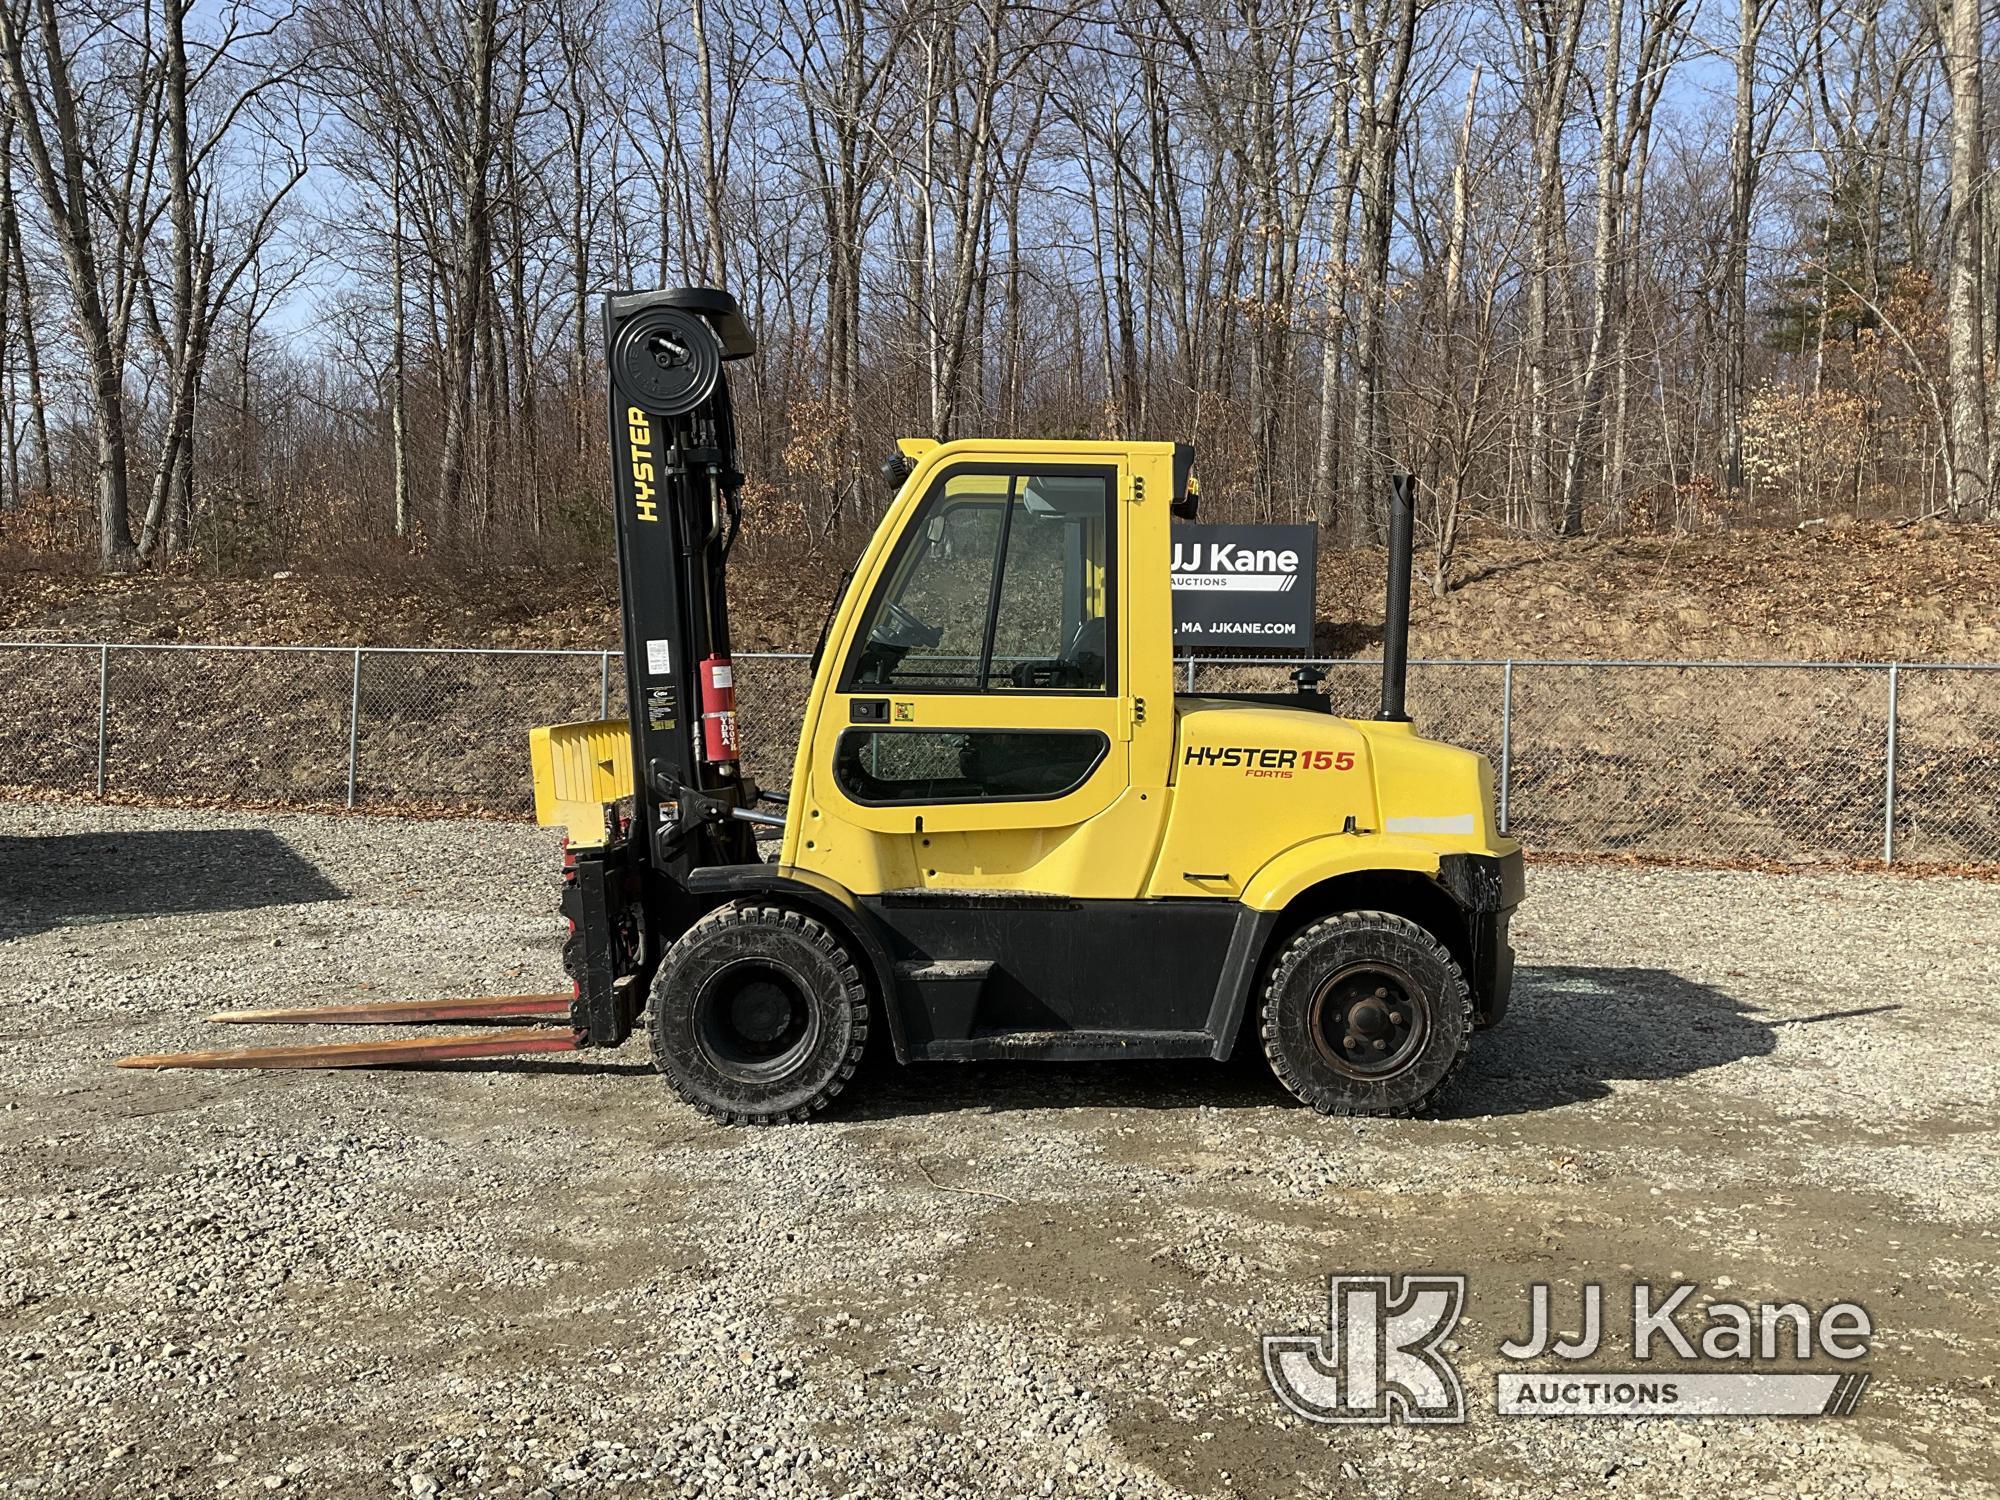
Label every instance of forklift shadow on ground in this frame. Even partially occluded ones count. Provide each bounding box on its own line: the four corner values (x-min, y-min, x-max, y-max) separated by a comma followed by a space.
837, 965, 1783, 1122
0, 829, 344, 939
1450, 965, 1781, 1117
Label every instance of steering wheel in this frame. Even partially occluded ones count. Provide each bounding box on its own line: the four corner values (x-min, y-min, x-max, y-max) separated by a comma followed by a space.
1007, 617, 1107, 689
871, 599, 944, 650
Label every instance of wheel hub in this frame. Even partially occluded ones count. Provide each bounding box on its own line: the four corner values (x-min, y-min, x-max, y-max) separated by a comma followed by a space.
1307, 966, 1425, 1078
730, 981, 793, 1044
693, 959, 817, 1082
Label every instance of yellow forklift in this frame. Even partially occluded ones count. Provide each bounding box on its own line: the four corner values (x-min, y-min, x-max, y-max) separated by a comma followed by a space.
124, 288, 1522, 1121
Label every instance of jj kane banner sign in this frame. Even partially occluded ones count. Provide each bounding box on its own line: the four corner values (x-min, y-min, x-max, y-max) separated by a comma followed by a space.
1171, 524, 1318, 650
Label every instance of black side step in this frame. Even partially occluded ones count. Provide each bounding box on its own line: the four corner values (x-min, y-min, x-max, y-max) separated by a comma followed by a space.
894, 960, 994, 982
892, 959, 994, 1043
906, 1029, 1215, 1063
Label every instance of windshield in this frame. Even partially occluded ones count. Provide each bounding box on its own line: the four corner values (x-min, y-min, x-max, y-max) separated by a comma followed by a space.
808, 566, 856, 676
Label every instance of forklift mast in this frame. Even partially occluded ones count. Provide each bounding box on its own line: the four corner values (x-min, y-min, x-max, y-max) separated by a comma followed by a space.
604, 288, 762, 880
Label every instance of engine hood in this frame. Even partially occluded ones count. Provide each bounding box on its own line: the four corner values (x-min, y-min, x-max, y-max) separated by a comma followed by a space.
1146, 695, 1508, 899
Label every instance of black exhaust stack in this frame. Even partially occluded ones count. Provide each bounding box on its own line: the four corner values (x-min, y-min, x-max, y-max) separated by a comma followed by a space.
1377, 472, 1415, 722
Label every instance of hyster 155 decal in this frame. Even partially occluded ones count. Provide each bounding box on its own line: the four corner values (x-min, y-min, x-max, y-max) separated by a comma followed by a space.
1184, 746, 1356, 777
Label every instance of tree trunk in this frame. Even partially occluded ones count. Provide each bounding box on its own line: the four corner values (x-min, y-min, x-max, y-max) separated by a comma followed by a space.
139, 0, 200, 563
390, 142, 410, 539
999, 132, 1028, 434
1720, 0, 1761, 495
0, 102, 13, 517
1357, 0, 1420, 540
565, 20, 592, 458
1523, 0, 1587, 534
1942, 0, 1988, 515
1110, 146, 1140, 434
1559, 0, 1627, 534
436, 0, 501, 528
1348, 135, 1392, 541
689, 0, 728, 285
507, 144, 539, 535
0, 0, 137, 568
3, 147, 49, 501
1311, 87, 1357, 533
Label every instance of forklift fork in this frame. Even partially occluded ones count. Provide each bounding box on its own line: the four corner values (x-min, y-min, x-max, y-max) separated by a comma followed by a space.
115, 1024, 583, 1071
114, 990, 585, 1070
114, 838, 653, 1073
205, 995, 574, 1025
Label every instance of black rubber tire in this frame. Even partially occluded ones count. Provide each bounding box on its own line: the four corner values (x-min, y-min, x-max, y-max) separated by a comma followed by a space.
648, 903, 869, 1125
1260, 911, 1472, 1118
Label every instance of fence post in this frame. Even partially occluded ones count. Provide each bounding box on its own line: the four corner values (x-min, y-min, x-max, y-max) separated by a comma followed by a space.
1883, 663, 1900, 864
1498, 658, 1514, 834
600, 651, 612, 718
95, 645, 109, 797
1185, 657, 1197, 692
346, 647, 363, 810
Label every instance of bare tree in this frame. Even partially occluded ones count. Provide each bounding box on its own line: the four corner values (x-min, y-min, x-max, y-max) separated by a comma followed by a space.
0, 0, 161, 566
132, 0, 309, 560
435, 0, 503, 523
0, 97, 52, 510
0, 0, 1987, 574
1341, 0, 1426, 539
1558, 0, 1691, 532
763, 0, 918, 526
1516, 0, 1588, 533
1938, 0, 1988, 515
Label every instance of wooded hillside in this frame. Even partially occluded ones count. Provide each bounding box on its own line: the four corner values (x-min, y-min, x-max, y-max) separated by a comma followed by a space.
0, 0, 1992, 577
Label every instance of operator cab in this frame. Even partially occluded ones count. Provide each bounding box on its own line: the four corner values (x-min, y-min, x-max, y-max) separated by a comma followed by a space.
852, 470, 1111, 693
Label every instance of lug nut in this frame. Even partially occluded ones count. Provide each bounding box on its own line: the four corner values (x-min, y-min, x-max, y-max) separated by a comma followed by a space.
1372, 1039, 1387, 1051
1389, 1011, 1403, 1025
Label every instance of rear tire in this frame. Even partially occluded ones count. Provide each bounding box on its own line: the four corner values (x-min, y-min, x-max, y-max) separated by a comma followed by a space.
1260, 911, 1471, 1117
648, 903, 869, 1125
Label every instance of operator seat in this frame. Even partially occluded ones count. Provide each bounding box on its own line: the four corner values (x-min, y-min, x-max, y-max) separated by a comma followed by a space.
1062, 616, 1107, 689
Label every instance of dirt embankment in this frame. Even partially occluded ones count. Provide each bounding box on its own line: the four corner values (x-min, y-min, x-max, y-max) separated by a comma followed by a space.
4, 520, 1998, 662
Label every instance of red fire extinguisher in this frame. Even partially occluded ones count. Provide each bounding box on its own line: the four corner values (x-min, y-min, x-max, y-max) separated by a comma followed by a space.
699, 654, 738, 763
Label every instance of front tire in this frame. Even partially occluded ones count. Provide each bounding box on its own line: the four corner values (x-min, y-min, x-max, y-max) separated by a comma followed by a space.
649, 903, 869, 1125
1260, 911, 1471, 1117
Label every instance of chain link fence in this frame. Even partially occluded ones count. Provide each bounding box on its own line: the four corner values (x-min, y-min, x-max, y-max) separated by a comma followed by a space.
2, 641, 1994, 867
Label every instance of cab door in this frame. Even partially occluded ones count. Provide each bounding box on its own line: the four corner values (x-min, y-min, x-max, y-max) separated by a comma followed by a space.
793, 456, 1164, 899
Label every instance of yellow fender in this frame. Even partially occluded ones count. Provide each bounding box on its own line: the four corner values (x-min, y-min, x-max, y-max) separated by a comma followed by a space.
1239, 835, 1445, 913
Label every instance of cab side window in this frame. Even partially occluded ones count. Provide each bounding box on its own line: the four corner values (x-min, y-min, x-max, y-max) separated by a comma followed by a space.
845, 468, 1113, 694
834, 729, 1108, 805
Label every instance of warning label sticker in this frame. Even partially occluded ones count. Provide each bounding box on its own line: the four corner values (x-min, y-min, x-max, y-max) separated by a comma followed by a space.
646, 638, 673, 677
646, 686, 678, 731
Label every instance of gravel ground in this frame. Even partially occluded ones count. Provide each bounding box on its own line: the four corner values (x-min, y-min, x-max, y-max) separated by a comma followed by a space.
2, 803, 1996, 1500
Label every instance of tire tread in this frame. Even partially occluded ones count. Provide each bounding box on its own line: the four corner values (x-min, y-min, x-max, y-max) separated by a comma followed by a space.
650, 902, 869, 1127
1259, 909, 1472, 1118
